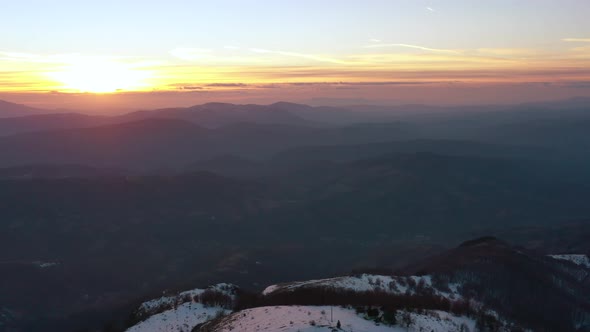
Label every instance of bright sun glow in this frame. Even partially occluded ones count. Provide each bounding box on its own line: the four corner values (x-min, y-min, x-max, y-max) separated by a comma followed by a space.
48, 60, 153, 93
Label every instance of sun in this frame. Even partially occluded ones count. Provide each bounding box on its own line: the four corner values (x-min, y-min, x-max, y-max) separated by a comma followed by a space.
48, 59, 152, 93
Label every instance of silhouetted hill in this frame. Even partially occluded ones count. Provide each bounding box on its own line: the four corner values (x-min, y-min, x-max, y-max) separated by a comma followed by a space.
188, 155, 263, 177
268, 153, 590, 238
121, 102, 311, 128
0, 112, 115, 136
0, 100, 50, 118
0, 119, 210, 169
0, 164, 126, 179
271, 139, 551, 165
0, 120, 415, 169
400, 237, 590, 330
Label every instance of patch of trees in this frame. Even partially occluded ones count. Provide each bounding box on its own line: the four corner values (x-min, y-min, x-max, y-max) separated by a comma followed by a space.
235, 287, 473, 316
445, 265, 585, 332
197, 289, 233, 309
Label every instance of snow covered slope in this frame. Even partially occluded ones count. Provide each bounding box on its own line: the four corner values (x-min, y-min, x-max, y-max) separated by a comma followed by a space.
127, 302, 229, 332
263, 274, 462, 300
211, 305, 476, 332
126, 283, 236, 332
549, 254, 590, 268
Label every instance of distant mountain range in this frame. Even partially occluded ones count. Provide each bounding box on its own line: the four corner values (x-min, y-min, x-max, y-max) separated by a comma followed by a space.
1, 97, 589, 135
0, 100, 52, 118
0, 97, 589, 171
1, 97, 590, 332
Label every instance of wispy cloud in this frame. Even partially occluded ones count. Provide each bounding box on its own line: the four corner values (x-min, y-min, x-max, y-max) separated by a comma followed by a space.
426, 7, 435, 12
248, 48, 351, 64
363, 43, 460, 54
563, 38, 590, 43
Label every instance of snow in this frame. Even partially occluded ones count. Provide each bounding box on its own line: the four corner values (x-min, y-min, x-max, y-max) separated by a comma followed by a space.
32, 261, 58, 268
126, 302, 229, 332
126, 283, 237, 332
548, 254, 590, 268
263, 274, 461, 300
137, 283, 235, 314
127, 277, 476, 332
213, 306, 476, 332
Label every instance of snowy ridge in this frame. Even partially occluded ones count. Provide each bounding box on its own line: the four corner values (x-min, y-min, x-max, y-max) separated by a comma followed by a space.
548, 254, 590, 268
127, 302, 229, 332
126, 275, 514, 332
126, 283, 237, 332
137, 283, 235, 314
263, 274, 462, 300
212, 305, 476, 332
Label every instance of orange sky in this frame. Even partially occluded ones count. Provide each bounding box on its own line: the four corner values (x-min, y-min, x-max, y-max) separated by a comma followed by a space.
1, 1, 589, 110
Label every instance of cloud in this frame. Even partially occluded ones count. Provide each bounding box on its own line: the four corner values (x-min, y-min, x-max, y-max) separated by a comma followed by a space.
563, 38, 590, 43
475, 48, 540, 57
205, 83, 248, 87
369, 38, 382, 43
248, 48, 350, 64
363, 43, 460, 54
426, 7, 435, 12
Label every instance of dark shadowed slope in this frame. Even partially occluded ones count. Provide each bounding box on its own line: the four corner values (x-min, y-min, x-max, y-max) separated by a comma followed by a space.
0, 164, 127, 179
0, 120, 414, 169
400, 237, 590, 331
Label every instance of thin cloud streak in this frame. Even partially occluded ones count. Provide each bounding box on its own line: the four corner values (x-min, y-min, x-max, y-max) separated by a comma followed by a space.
248, 48, 351, 65
363, 43, 461, 54
563, 38, 590, 43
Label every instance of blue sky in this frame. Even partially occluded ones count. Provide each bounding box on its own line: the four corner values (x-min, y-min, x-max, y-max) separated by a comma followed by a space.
3, 0, 588, 54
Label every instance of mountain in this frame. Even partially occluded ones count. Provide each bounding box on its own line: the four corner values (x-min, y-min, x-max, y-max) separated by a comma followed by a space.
266, 153, 590, 239
0, 101, 314, 136
116, 238, 590, 332
0, 118, 210, 169
0, 120, 414, 169
0, 112, 114, 136
1, 98, 588, 138
188, 155, 263, 177
120, 102, 312, 128
270, 139, 552, 165
0, 100, 50, 118
0, 164, 126, 179
400, 237, 590, 331
2, 152, 590, 331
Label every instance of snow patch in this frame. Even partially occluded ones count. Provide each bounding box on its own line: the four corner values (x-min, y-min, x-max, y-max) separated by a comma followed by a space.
262, 274, 461, 300
127, 283, 237, 332
548, 254, 590, 268
213, 305, 476, 332
126, 302, 229, 332
32, 261, 59, 268
138, 283, 235, 314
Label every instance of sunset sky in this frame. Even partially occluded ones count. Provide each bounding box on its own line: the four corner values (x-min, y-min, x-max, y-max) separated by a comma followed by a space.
1, 0, 590, 110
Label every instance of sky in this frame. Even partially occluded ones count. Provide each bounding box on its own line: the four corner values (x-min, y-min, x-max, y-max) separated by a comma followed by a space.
1, 0, 590, 110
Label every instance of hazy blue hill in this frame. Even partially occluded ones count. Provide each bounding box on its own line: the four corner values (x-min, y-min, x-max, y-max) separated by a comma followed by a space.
0, 112, 114, 136
0, 164, 126, 179
0, 120, 413, 169
0, 99, 51, 118
120, 102, 311, 128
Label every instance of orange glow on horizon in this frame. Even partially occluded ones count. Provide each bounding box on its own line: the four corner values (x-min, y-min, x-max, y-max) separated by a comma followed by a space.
1, 46, 590, 96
